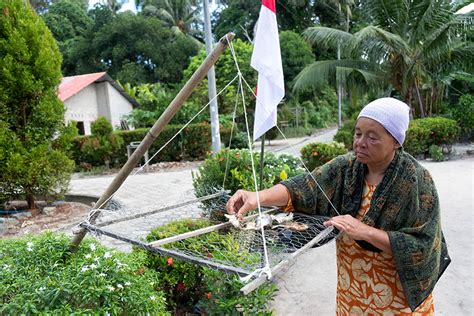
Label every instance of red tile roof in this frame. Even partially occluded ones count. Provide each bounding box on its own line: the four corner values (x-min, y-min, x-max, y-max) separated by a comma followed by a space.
58, 72, 107, 101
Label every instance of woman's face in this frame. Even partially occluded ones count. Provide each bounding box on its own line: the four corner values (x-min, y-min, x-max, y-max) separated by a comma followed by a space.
353, 117, 399, 166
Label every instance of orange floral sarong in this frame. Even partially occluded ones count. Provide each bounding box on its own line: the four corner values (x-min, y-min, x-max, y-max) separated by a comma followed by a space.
336, 182, 434, 315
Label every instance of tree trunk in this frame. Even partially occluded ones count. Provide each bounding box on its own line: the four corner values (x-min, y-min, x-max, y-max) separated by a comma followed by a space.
26, 191, 36, 210
414, 81, 425, 118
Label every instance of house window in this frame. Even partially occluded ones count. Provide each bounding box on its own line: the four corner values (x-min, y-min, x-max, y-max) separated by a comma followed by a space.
76, 121, 85, 135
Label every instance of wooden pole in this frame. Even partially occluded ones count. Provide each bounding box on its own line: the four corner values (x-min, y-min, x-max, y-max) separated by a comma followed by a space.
70, 33, 236, 251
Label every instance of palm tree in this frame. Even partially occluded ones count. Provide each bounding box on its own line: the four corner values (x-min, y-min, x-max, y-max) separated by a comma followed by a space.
294, 0, 473, 117
141, 0, 202, 39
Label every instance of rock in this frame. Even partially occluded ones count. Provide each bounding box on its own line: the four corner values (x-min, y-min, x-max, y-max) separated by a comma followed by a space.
11, 211, 31, 220
43, 207, 56, 215
0, 219, 7, 235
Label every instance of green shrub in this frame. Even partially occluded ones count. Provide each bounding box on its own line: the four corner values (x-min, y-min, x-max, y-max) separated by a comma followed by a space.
72, 122, 219, 169
140, 219, 277, 315
0, 232, 168, 315
142, 219, 210, 312
404, 117, 460, 156
451, 94, 474, 141
428, 145, 444, 162
192, 148, 304, 199
301, 141, 348, 171
333, 118, 356, 149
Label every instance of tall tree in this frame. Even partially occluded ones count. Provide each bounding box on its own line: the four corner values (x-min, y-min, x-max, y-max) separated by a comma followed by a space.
0, 0, 75, 208
294, 0, 473, 116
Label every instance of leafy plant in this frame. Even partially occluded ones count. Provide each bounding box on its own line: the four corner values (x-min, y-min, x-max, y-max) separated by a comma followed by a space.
428, 145, 444, 162
192, 148, 304, 199
80, 117, 124, 167
404, 117, 460, 156
301, 141, 348, 171
140, 219, 277, 315
450, 94, 474, 141
0, 232, 168, 314
0, 0, 75, 208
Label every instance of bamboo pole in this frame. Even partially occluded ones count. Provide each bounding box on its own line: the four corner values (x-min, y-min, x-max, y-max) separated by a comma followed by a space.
70, 33, 236, 251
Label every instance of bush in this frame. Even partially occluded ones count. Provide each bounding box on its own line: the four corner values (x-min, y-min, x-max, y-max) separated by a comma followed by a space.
140, 219, 277, 315
451, 94, 474, 141
0, 0, 74, 208
428, 145, 444, 162
333, 118, 356, 149
0, 232, 168, 314
72, 122, 218, 169
404, 117, 460, 156
192, 148, 304, 199
301, 141, 348, 171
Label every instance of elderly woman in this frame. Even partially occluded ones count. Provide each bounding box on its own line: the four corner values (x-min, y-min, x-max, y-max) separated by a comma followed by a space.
226, 98, 450, 314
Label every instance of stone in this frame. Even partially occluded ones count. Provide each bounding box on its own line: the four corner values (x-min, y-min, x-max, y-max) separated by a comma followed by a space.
11, 211, 31, 220
43, 207, 56, 215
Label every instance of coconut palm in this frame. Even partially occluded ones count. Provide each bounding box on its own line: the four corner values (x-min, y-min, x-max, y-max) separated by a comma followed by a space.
294, 0, 473, 117
141, 0, 202, 39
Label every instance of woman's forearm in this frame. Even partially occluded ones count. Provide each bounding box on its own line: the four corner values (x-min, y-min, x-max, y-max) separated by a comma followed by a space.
365, 227, 392, 254
259, 184, 291, 207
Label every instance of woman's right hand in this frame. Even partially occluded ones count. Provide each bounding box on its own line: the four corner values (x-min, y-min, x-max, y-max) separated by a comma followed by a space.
226, 190, 258, 220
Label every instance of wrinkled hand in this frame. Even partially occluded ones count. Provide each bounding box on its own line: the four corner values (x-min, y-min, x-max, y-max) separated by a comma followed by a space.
226, 190, 257, 220
324, 215, 371, 241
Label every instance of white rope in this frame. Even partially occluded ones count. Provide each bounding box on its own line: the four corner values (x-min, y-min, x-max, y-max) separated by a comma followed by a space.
226, 37, 272, 279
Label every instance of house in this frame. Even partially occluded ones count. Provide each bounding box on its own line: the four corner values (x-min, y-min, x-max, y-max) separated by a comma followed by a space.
58, 72, 139, 135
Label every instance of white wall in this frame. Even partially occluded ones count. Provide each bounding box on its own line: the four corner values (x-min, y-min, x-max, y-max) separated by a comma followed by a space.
106, 82, 133, 129
64, 85, 99, 135
63, 81, 133, 135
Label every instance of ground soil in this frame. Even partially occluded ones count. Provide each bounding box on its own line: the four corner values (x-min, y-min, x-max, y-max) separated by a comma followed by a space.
1, 202, 91, 238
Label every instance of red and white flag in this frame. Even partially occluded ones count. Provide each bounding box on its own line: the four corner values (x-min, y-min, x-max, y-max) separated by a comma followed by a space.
251, 0, 285, 141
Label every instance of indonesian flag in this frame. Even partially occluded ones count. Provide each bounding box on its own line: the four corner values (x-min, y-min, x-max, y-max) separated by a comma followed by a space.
251, 0, 285, 141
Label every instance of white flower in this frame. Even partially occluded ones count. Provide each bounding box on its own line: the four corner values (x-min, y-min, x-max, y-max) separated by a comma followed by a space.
104, 252, 112, 259
85, 254, 92, 259
27, 247, 33, 252
3, 264, 10, 270
99, 273, 106, 277
89, 263, 97, 269
107, 286, 115, 292
39, 286, 46, 291
117, 284, 123, 289
81, 266, 89, 272
89, 244, 96, 251
124, 282, 131, 286
150, 296, 156, 301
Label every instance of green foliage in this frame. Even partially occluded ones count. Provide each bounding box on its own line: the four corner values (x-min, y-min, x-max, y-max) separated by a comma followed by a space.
91, 116, 114, 135
192, 148, 304, 201
0, 232, 169, 314
183, 39, 256, 116
450, 94, 474, 141
141, 219, 277, 315
300, 141, 348, 171
404, 117, 461, 156
0, 0, 74, 207
296, 0, 473, 117
280, 30, 314, 88
428, 145, 444, 162
142, 219, 210, 311
58, 9, 199, 84
122, 82, 204, 127
79, 117, 124, 166
42, 0, 91, 42
72, 123, 218, 169
333, 118, 356, 149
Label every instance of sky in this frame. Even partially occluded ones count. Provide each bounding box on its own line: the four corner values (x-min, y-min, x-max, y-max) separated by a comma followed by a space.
88, 0, 137, 13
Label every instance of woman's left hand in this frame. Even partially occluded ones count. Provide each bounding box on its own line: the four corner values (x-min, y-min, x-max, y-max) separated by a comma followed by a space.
324, 215, 371, 241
